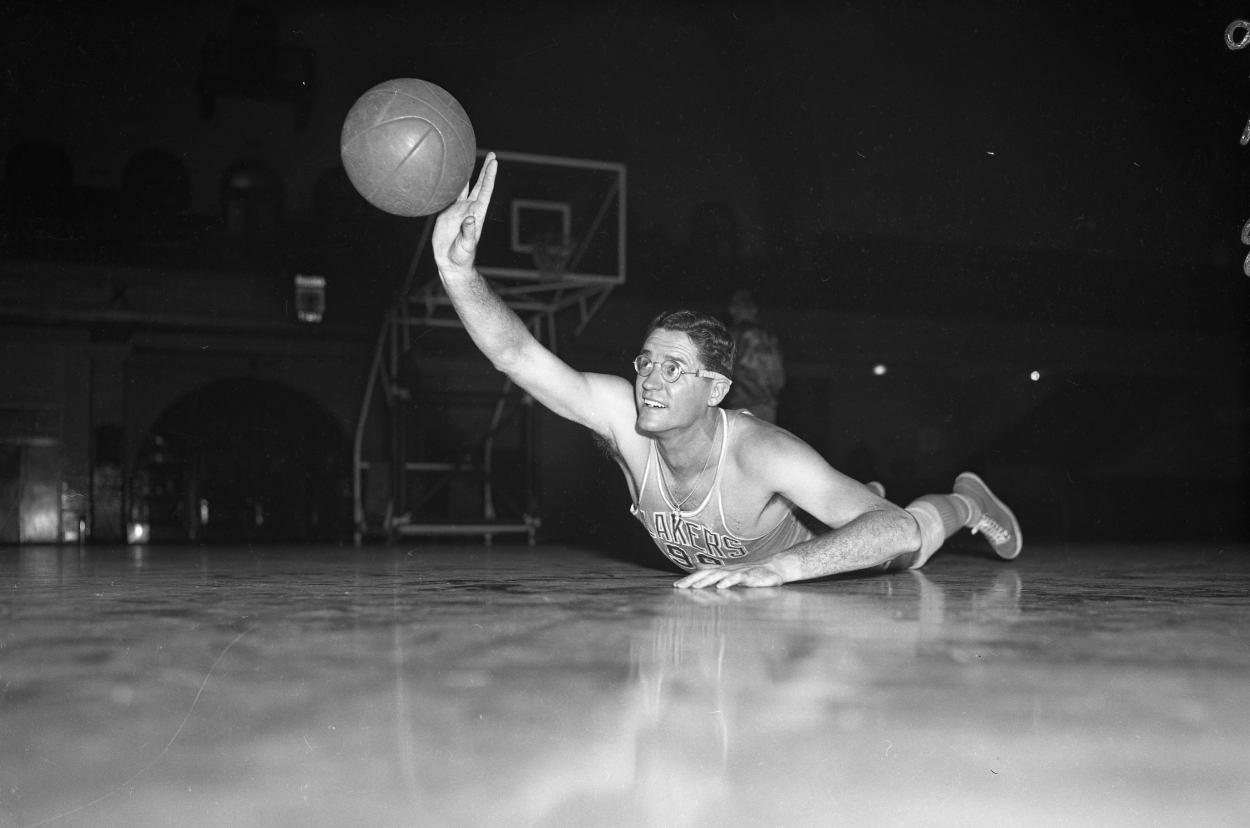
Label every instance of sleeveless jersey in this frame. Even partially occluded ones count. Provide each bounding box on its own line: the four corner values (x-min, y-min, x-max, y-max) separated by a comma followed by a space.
630, 409, 815, 571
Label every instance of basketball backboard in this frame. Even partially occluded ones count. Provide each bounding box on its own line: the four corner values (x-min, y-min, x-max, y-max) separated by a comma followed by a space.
470, 149, 626, 286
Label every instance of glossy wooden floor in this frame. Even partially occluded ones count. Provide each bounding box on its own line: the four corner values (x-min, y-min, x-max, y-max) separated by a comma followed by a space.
2, 541, 1247, 828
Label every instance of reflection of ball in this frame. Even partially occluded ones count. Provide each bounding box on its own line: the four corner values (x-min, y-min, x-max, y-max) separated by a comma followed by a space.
340, 78, 476, 217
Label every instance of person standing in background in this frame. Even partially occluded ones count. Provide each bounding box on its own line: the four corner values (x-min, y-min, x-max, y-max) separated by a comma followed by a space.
726, 290, 785, 423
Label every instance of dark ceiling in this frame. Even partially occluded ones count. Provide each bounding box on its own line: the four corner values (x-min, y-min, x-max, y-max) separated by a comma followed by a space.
1, 0, 1247, 332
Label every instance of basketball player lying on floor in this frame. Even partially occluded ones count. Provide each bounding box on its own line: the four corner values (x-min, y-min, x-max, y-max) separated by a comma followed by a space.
432, 153, 1022, 588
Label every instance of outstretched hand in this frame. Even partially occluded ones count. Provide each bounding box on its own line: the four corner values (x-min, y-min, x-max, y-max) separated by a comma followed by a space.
433, 151, 497, 274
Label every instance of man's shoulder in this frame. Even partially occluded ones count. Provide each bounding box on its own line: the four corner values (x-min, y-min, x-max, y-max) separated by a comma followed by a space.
583, 371, 636, 408
728, 412, 812, 467
721, 413, 828, 505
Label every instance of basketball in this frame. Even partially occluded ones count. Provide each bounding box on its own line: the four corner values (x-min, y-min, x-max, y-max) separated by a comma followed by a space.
340, 78, 477, 217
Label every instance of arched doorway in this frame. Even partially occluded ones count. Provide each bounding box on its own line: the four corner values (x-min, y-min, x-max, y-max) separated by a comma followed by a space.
130, 378, 351, 543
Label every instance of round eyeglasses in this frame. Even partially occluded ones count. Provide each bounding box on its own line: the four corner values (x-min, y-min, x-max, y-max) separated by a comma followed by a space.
633, 355, 730, 384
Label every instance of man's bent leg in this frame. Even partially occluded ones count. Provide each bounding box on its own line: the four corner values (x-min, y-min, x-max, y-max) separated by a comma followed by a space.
888, 473, 1021, 570
873, 486, 966, 571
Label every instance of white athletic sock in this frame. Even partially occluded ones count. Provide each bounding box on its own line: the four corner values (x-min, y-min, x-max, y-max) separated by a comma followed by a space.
903, 492, 981, 570
952, 492, 982, 526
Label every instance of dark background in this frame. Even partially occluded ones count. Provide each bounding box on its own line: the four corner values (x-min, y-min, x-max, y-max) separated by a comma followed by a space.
1, 1, 1246, 551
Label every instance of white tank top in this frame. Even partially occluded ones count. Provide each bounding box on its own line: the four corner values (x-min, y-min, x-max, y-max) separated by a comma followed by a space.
630, 409, 816, 571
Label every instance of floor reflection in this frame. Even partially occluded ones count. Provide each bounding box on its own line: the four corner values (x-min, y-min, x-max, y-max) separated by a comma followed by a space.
434, 570, 1025, 828
3, 545, 1244, 828
17, 545, 87, 582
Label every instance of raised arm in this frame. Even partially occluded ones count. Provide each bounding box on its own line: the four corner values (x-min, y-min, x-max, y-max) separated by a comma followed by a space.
676, 431, 922, 589
432, 154, 634, 438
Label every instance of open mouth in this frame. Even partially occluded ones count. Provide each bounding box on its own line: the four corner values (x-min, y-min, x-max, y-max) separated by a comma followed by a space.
642, 399, 667, 409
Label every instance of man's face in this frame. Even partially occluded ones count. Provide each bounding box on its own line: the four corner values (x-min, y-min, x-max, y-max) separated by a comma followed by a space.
634, 329, 719, 433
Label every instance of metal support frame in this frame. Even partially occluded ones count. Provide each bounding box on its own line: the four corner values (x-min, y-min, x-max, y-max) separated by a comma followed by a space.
352, 150, 626, 545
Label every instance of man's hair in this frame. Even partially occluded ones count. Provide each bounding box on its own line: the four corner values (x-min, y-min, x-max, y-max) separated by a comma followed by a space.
644, 309, 736, 378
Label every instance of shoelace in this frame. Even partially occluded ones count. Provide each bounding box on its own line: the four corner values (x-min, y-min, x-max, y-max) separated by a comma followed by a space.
971, 515, 1010, 546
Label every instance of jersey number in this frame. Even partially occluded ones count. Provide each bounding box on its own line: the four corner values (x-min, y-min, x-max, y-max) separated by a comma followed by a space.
665, 545, 723, 568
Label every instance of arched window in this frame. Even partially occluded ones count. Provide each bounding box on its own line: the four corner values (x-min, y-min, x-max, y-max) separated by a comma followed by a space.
221, 158, 283, 239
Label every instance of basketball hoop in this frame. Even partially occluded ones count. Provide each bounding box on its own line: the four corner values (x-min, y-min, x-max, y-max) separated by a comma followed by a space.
530, 232, 576, 282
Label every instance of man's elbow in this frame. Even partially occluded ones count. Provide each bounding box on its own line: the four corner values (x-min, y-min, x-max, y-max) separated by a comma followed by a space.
489, 349, 522, 377
486, 334, 533, 377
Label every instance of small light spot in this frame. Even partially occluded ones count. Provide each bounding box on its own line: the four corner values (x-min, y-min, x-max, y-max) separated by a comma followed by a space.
1030, 371, 1041, 381
873, 364, 888, 376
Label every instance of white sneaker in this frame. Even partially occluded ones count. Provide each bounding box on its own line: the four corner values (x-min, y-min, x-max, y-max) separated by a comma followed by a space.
953, 472, 1022, 560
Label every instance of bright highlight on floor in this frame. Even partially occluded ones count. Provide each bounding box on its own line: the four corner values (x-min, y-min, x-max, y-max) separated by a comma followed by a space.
3, 543, 1246, 828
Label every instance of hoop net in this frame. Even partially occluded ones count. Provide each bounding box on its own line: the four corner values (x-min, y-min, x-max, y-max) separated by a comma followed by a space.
531, 233, 576, 282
